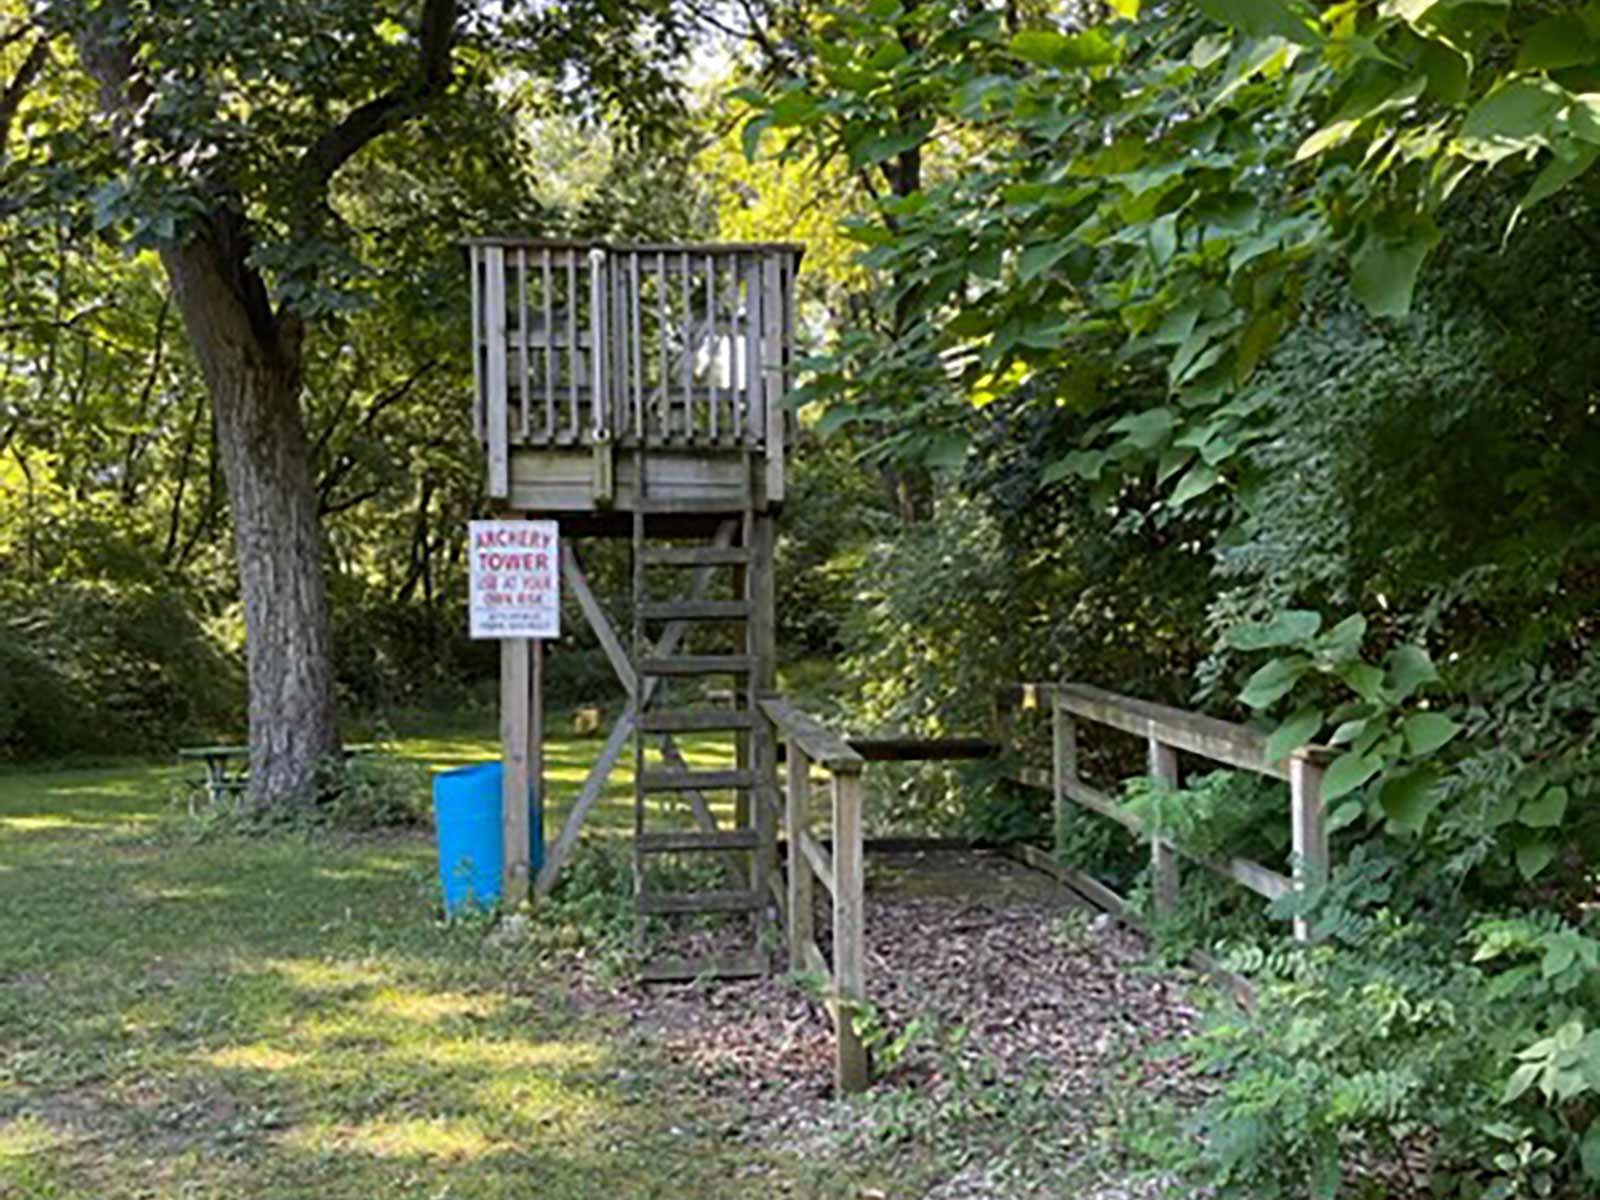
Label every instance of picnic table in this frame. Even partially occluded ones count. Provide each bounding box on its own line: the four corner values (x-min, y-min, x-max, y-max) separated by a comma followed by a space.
178, 743, 377, 810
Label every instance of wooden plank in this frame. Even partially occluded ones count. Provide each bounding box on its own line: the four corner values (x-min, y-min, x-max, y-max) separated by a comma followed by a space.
744, 252, 760, 448
641, 545, 749, 566
637, 889, 762, 915
750, 512, 777, 957
637, 830, 759, 853
731, 252, 743, 439
639, 708, 752, 733
639, 952, 767, 983
542, 248, 555, 437
785, 739, 815, 972
640, 768, 755, 792
1290, 750, 1329, 943
797, 827, 835, 897
568, 253, 579, 435
500, 634, 531, 906
1148, 737, 1180, 918
563, 541, 633, 694
707, 252, 719, 442
639, 654, 754, 676
681, 248, 692, 442
801, 937, 829, 981
759, 697, 864, 773
639, 598, 751, 621
587, 248, 603, 440
530, 636, 543, 889
485, 246, 509, 497
832, 771, 868, 1094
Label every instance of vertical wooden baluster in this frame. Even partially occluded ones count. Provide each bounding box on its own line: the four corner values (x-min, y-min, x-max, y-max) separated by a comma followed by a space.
517, 247, 530, 440
567, 254, 579, 438
631, 252, 641, 448
680, 250, 692, 443
762, 253, 784, 501
656, 250, 668, 442
706, 252, 718, 443
744, 253, 761, 448
469, 246, 483, 441
542, 249, 554, 439
730, 254, 743, 440
588, 249, 604, 442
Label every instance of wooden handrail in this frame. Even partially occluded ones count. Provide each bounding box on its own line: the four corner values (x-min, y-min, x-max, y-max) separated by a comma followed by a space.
759, 696, 864, 773
1006, 680, 1330, 943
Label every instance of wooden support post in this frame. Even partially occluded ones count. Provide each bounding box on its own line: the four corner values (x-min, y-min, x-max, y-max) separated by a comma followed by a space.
1051, 692, 1077, 860
785, 737, 814, 973
749, 513, 777, 911
832, 769, 868, 1094
761, 255, 785, 502
531, 637, 543, 859
485, 246, 509, 497
1289, 751, 1329, 943
1148, 736, 1180, 919
500, 636, 532, 907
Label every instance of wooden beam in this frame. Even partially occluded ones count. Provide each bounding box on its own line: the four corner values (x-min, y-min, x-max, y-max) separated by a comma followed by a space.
500, 636, 531, 906
535, 703, 632, 899
759, 697, 864, 773
1052, 691, 1077, 860
1148, 737, 1180, 919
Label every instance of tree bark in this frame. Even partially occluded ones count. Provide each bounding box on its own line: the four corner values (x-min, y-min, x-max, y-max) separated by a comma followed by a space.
158, 227, 339, 807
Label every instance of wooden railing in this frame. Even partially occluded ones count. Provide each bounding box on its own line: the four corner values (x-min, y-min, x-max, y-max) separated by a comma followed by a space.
466, 239, 800, 495
1002, 683, 1332, 942
758, 696, 868, 1094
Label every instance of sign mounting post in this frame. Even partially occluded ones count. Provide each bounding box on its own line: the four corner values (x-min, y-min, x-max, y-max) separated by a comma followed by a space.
471, 519, 560, 907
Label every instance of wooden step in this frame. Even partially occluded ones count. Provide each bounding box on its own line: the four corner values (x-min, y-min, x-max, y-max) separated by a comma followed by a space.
640, 768, 755, 792
640, 546, 750, 567
639, 655, 754, 676
639, 708, 753, 733
638, 952, 768, 983
637, 830, 759, 853
636, 889, 764, 915
638, 599, 752, 622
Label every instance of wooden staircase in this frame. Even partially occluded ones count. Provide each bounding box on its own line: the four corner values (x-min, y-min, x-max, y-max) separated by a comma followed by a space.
630, 446, 775, 982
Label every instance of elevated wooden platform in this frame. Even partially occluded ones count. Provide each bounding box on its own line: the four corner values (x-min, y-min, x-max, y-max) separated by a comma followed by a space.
467, 239, 801, 517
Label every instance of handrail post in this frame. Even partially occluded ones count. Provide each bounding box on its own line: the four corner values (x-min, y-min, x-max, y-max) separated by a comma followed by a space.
1289, 751, 1329, 943
832, 768, 868, 1094
1051, 688, 1077, 860
785, 738, 814, 973
1148, 736, 1180, 918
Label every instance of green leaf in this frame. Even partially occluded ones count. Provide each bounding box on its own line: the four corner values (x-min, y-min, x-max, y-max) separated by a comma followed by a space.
1330, 717, 1369, 745
1520, 786, 1569, 829
1019, 241, 1071, 281
1323, 751, 1382, 803
1518, 13, 1600, 72
1169, 462, 1222, 507
1240, 655, 1311, 709
1338, 660, 1386, 702
1042, 450, 1106, 484
1317, 614, 1367, 658
1459, 79, 1567, 164
1504, 1060, 1542, 1103
1402, 711, 1462, 756
922, 432, 967, 472
1381, 769, 1440, 835
1110, 407, 1175, 449
1328, 799, 1365, 833
1194, 0, 1317, 43
1386, 645, 1438, 698
1516, 838, 1557, 882
1581, 1118, 1600, 1182
1227, 609, 1322, 651
1350, 220, 1442, 318
1514, 144, 1600, 226
1266, 708, 1322, 761
1009, 29, 1120, 68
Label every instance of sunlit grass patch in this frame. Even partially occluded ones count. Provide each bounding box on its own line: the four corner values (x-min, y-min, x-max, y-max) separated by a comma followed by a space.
203, 1043, 308, 1073
0, 1115, 66, 1160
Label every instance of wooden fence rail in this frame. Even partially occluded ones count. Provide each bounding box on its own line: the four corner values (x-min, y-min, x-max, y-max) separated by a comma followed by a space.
1001, 683, 1333, 942
758, 695, 868, 1094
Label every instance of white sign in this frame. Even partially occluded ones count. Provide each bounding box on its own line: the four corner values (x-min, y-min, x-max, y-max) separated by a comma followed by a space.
469, 519, 561, 639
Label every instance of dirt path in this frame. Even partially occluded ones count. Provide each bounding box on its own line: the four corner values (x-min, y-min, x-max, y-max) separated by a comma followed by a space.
595, 850, 1206, 1199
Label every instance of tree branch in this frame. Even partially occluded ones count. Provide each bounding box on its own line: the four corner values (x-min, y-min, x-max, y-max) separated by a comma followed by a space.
295, 0, 458, 196
0, 35, 50, 165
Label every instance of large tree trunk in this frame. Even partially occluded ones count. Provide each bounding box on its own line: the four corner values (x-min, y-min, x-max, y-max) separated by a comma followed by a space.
160, 230, 339, 809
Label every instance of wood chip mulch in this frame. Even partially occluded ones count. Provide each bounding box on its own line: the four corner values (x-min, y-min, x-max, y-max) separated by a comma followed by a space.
580, 850, 1214, 1199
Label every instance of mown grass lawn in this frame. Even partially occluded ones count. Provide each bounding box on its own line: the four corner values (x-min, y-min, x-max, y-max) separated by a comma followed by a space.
0, 733, 882, 1199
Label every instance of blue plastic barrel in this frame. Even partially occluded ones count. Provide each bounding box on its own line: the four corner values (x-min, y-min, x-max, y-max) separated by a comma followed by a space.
431, 762, 543, 915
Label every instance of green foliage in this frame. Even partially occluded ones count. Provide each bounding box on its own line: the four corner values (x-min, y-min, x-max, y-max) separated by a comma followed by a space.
1122, 768, 1287, 863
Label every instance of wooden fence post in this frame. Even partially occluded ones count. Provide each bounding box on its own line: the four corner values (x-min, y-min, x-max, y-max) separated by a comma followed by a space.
1289, 751, 1329, 943
832, 769, 868, 1094
1051, 690, 1077, 859
1148, 736, 1180, 918
785, 738, 813, 973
